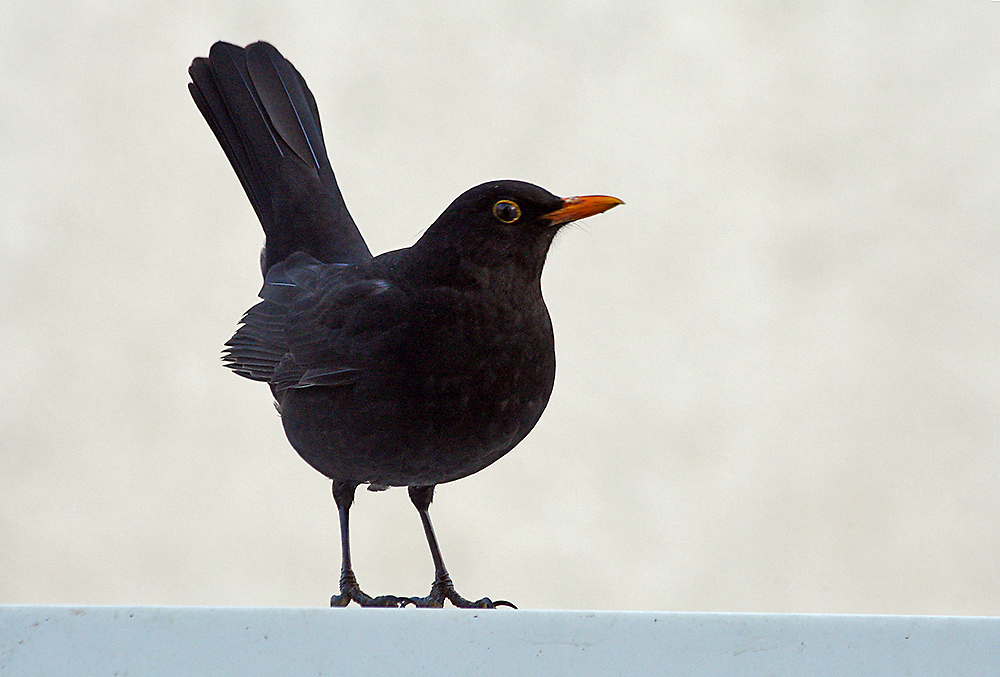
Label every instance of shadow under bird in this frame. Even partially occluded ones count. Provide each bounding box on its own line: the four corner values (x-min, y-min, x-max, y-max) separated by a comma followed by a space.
189, 41, 622, 608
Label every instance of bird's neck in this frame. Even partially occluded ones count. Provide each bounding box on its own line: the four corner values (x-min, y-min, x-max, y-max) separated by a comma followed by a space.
381, 243, 547, 302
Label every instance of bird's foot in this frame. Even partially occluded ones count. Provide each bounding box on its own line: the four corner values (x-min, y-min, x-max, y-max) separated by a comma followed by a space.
330, 571, 407, 608
406, 574, 516, 609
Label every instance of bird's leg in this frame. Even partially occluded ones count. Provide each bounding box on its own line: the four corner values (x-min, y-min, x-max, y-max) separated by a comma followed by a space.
405, 485, 516, 609
329, 481, 405, 607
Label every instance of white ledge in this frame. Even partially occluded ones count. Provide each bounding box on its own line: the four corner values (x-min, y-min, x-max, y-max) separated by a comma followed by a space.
2, 606, 997, 676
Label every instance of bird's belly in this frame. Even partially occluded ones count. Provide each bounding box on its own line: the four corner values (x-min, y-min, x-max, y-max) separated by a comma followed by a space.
278, 346, 555, 486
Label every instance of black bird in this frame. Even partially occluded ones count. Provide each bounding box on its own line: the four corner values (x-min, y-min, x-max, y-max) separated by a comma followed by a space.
189, 41, 621, 608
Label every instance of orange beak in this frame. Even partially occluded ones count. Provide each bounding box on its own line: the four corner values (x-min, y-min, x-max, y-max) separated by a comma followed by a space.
541, 195, 624, 226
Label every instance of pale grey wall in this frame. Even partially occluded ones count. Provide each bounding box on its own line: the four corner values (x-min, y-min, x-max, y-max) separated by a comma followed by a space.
2, 1, 998, 613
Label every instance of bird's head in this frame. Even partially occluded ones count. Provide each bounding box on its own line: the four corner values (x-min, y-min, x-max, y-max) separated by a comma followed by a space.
414, 180, 622, 282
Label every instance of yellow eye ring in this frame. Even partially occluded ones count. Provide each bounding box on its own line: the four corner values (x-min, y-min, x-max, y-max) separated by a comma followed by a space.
492, 199, 521, 224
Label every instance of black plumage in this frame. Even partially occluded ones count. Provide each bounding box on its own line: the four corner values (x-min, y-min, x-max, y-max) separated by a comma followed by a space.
190, 41, 621, 608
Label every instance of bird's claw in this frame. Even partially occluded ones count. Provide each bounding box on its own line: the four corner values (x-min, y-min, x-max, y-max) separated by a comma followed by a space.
331, 590, 408, 607
406, 577, 516, 608
331, 592, 408, 607
406, 593, 516, 609
330, 571, 408, 607
481, 598, 517, 609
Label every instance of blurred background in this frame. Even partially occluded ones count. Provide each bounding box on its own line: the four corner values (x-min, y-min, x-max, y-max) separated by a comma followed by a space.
2, 1, 998, 614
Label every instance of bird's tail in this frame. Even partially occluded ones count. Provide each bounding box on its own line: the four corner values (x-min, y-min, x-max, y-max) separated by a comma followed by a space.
189, 41, 371, 273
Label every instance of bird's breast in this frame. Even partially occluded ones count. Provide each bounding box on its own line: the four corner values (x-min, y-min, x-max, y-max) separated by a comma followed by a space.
280, 290, 557, 486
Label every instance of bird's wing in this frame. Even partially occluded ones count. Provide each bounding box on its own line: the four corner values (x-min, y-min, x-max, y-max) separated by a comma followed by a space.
189, 41, 372, 272
223, 252, 397, 393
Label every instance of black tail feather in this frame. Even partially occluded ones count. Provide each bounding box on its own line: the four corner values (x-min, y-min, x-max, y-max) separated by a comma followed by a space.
245, 42, 326, 171
189, 41, 372, 273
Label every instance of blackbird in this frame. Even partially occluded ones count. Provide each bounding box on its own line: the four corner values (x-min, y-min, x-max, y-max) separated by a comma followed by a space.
189, 41, 621, 608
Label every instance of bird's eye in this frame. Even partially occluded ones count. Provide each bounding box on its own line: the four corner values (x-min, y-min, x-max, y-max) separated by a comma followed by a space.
492, 200, 521, 224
